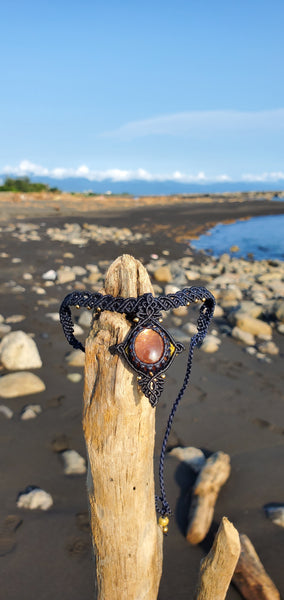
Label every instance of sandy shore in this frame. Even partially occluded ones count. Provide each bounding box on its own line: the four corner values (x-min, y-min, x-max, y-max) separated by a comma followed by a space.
0, 193, 283, 600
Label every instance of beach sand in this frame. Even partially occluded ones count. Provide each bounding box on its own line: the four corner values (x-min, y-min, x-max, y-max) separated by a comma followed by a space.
0, 193, 283, 599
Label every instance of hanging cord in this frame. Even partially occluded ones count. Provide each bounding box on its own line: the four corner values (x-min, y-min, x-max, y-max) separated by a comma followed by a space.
155, 301, 213, 517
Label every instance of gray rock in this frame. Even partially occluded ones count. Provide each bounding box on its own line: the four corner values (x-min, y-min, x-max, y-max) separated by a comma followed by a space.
201, 334, 221, 353
0, 405, 13, 419
169, 447, 206, 472
0, 331, 42, 371
78, 310, 93, 328
17, 486, 53, 510
0, 331, 42, 370
21, 404, 42, 420
232, 327, 255, 346
65, 350, 85, 367
42, 269, 57, 281
257, 340, 279, 355
0, 372, 45, 398
67, 373, 82, 383
61, 449, 86, 475
264, 503, 284, 528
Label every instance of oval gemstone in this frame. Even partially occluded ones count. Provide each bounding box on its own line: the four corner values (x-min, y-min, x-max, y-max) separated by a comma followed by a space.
134, 328, 164, 364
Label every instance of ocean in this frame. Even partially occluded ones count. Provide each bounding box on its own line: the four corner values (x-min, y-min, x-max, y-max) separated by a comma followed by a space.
191, 214, 284, 261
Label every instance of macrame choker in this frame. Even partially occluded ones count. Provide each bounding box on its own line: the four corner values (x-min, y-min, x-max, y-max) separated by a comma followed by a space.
60, 286, 215, 533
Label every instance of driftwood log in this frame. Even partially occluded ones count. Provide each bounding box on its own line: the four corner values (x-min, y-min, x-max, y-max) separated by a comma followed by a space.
195, 517, 241, 600
187, 451, 231, 545
233, 534, 280, 600
83, 255, 163, 600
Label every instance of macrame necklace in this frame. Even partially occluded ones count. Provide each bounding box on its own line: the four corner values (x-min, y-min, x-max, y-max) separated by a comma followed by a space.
60, 286, 215, 533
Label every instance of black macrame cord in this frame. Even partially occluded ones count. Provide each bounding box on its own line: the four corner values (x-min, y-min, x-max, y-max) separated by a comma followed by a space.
59, 286, 215, 520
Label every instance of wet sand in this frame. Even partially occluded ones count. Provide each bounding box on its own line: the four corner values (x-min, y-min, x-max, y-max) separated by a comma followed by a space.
0, 194, 283, 599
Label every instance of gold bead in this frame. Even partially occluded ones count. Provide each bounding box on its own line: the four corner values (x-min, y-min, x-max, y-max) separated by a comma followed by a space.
202, 297, 206, 302
186, 301, 190, 306
158, 515, 169, 528
133, 317, 139, 323
158, 318, 163, 323
194, 298, 199, 303
149, 371, 154, 377
163, 525, 169, 534
87, 306, 91, 310
161, 374, 166, 379
96, 307, 102, 312
137, 376, 142, 381
75, 304, 80, 309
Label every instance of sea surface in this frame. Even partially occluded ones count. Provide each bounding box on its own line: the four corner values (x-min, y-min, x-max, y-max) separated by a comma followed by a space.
191, 214, 284, 261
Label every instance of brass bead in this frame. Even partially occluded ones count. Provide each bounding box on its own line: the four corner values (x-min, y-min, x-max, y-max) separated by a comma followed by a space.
75, 304, 80, 309
202, 297, 206, 302
158, 318, 163, 323
194, 298, 199, 303
158, 515, 169, 528
186, 301, 190, 306
137, 376, 142, 381
133, 317, 139, 323
163, 525, 169, 534
149, 371, 154, 377
87, 306, 91, 310
96, 307, 102, 312
161, 374, 166, 379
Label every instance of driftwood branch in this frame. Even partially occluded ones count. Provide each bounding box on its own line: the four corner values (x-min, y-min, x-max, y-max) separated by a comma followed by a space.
187, 451, 231, 545
233, 534, 280, 600
83, 254, 163, 600
195, 517, 241, 600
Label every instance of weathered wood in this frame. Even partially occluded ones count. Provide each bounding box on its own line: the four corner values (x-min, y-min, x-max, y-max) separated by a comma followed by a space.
187, 451, 231, 545
83, 254, 163, 600
233, 534, 280, 600
194, 517, 241, 600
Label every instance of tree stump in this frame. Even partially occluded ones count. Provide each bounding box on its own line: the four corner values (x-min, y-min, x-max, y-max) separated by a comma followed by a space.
83, 255, 163, 600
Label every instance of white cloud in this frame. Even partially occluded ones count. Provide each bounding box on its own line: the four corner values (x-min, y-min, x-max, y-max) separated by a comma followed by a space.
100, 109, 284, 140
2, 160, 284, 184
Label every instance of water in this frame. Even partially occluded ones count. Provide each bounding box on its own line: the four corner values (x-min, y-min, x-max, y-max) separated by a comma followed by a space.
191, 214, 284, 261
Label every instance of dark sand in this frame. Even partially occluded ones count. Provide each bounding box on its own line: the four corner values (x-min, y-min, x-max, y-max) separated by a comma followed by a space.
0, 195, 284, 599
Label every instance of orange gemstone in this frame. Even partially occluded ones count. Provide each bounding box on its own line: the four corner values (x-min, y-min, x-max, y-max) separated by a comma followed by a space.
134, 328, 164, 364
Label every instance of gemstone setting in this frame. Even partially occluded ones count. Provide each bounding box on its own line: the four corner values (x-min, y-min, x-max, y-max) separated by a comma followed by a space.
134, 328, 164, 364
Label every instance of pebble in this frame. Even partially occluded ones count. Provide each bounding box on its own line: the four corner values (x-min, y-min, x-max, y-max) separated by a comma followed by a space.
21, 404, 42, 420
46, 312, 60, 322
0, 405, 13, 419
56, 266, 76, 284
32, 286, 46, 295
201, 334, 221, 353
153, 266, 172, 283
65, 350, 85, 367
42, 269, 57, 281
0, 324, 12, 337
182, 322, 198, 336
5, 315, 26, 324
264, 503, 284, 528
169, 446, 206, 472
0, 372, 46, 398
78, 311, 93, 328
0, 331, 42, 370
61, 450, 87, 475
277, 323, 284, 334
185, 269, 200, 281
73, 324, 84, 336
11, 257, 22, 264
23, 272, 33, 280
275, 300, 284, 322
17, 486, 53, 510
257, 340, 279, 355
231, 327, 255, 346
67, 373, 82, 383
235, 314, 272, 338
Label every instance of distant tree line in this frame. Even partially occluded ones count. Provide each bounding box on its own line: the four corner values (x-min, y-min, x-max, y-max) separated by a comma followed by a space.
0, 177, 60, 193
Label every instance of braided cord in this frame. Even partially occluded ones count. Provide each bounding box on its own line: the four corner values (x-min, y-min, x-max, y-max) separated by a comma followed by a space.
155, 296, 213, 516
59, 286, 215, 519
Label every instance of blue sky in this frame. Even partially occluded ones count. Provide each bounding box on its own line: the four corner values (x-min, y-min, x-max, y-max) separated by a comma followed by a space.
1, 0, 284, 185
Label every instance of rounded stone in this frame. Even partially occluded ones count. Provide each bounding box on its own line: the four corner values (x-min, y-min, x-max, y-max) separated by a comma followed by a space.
134, 328, 164, 364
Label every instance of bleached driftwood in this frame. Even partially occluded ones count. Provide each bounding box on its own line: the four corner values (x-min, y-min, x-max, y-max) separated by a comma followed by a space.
187, 451, 231, 545
233, 534, 280, 600
83, 255, 163, 600
195, 517, 241, 600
